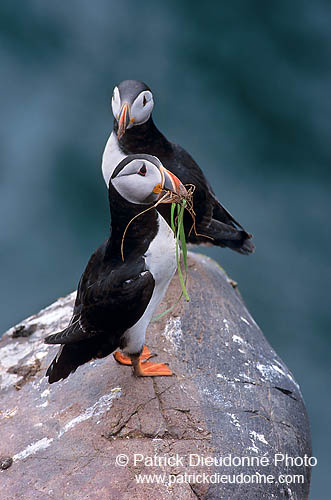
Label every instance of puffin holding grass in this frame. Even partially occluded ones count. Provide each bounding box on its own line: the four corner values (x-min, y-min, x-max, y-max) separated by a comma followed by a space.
102, 80, 255, 255
45, 154, 187, 383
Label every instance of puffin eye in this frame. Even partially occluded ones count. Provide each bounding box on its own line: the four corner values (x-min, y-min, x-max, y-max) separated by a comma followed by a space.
138, 164, 147, 176
143, 95, 147, 107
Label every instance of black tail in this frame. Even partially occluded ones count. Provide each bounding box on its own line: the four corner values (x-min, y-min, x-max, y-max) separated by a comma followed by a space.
191, 217, 255, 255
46, 344, 88, 383
45, 336, 119, 384
217, 234, 255, 255
211, 202, 255, 254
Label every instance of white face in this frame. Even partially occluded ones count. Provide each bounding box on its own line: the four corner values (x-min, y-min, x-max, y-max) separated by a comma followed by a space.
111, 86, 121, 119
111, 158, 162, 205
111, 86, 154, 128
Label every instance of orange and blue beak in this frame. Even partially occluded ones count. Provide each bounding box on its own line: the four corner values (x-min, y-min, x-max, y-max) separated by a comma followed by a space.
117, 103, 130, 140
155, 165, 187, 201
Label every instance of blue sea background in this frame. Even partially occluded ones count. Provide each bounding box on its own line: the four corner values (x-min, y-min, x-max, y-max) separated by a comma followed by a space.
0, 2, 330, 497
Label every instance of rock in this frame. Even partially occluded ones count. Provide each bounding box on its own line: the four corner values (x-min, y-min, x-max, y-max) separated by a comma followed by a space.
0, 253, 312, 499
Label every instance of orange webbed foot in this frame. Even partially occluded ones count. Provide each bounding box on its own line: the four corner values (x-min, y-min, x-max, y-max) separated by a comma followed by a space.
133, 359, 173, 377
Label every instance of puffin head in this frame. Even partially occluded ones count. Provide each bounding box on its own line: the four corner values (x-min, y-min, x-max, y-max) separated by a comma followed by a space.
110, 154, 187, 205
111, 80, 154, 140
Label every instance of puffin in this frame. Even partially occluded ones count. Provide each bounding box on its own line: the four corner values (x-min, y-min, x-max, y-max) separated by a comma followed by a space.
102, 80, 254, 254
45, 154, 187, 383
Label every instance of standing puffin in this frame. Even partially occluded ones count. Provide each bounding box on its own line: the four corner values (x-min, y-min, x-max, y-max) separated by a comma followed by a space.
45, 154, 186, 383
102, 80, 254, 254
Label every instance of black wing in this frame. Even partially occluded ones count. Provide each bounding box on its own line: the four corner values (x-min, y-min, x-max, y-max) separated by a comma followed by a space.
157, 143, 254, 252
45, 248, 155, 345
168, 143, 244, 227
45, 268, 154, 383
45, 248, 155, 383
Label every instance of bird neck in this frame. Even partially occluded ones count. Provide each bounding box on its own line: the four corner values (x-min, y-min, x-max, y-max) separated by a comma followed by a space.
114, 117, 171, 155
106, 185, 159, 263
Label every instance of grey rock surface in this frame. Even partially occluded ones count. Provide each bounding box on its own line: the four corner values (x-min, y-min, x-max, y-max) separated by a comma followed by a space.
0, 253, 311, 499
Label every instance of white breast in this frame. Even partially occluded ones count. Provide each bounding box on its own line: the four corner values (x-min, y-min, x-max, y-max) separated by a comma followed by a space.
122, 214, 177, 355
102, 132, 126, 186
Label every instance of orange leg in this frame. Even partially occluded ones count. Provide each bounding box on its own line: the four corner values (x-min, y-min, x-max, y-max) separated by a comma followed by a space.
113, 345, 152, 366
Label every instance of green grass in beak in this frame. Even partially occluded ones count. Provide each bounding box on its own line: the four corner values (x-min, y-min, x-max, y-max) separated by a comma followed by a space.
174, 200, 189, 301
152, 200, 189, 322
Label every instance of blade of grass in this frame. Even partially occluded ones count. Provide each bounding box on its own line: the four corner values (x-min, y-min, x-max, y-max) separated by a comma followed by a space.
178, 200, 187, 275
170, 202, 176, 233
176, 203, 190, 302
152, 200, 189, 321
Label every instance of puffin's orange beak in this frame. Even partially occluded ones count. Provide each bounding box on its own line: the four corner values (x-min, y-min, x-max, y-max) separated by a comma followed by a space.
117, 103, 130, 140
157, 166, 187, 201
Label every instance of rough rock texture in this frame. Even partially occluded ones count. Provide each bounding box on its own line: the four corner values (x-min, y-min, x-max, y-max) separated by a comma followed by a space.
0, 253, 311, 500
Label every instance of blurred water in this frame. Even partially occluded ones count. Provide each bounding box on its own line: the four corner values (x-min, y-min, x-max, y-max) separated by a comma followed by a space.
1, 1, 330, 497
